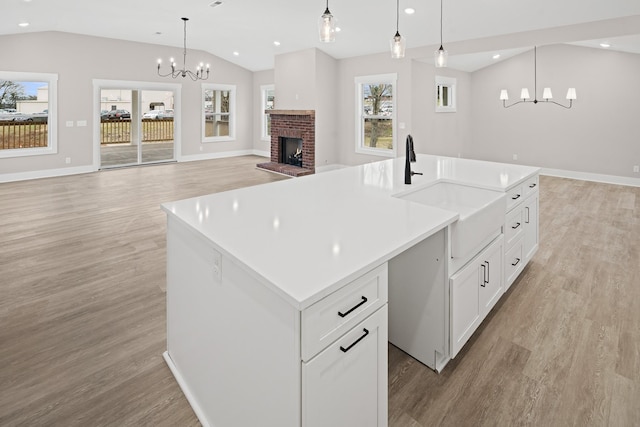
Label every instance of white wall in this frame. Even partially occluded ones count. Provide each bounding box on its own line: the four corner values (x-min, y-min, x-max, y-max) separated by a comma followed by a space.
314, 49, 339, 168
252, 69, 274, 156
410, 61, 470, 158
0, 31, 254, 177
470, 44, 640, 178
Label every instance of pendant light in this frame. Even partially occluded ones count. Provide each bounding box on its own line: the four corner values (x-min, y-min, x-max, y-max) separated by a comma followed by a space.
390, 0, 406, 59
318, 0, 336, 43
434, 0, 447, 67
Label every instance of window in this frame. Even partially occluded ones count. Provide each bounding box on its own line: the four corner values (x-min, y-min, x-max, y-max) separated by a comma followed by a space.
435, 76, 456, 113
0, 71, 57, 158
261, 84, 275, 141
355, 74, 396, 157
202, 84, 235, 142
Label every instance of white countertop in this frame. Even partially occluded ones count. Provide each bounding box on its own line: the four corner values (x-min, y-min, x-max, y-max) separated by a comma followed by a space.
162, 154, 539, 310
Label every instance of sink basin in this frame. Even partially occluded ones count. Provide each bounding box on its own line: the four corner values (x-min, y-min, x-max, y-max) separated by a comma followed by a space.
396, 182, 506, 259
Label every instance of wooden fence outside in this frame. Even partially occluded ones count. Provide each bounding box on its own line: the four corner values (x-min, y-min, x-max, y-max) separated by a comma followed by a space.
0, 119, 174, 150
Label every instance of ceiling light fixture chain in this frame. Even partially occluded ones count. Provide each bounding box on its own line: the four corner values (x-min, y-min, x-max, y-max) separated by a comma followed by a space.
157, 17, 210, 81
434, 0, 447, 67
500, 46, 576, 109
390, 0, 406, 58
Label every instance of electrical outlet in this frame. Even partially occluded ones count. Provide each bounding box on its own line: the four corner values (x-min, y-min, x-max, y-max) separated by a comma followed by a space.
513, 154, 518, 161
212, 250, 222, 281
634, 165, 639, 173
65, 157, 71, 164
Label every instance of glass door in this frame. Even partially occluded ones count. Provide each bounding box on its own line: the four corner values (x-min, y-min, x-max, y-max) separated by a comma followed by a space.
99, 88, 175, 168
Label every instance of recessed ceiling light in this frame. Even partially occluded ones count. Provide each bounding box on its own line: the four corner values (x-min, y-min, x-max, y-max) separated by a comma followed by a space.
273, 41, 281, 46
18, 22, 30, 27
209, 1, 224, 7
155, 31, 162, 35
233, 51, 239, 56
335, 27, 341, 32
600, 42, 611, 48
404, 8, 415, 15
492, 54, 501, 59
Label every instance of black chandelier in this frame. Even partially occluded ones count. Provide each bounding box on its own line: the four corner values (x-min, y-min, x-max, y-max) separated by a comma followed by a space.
157, 17, 209, 81
500, 47, 576, 109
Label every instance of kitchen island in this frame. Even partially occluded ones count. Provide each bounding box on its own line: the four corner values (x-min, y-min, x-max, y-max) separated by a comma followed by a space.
162, 154, 540, 427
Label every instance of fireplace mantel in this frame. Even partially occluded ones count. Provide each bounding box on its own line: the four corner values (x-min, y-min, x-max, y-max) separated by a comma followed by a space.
267, 110, 315, 116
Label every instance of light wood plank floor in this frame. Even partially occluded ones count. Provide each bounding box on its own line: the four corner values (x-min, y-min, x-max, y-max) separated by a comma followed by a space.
1, 157, 639, 426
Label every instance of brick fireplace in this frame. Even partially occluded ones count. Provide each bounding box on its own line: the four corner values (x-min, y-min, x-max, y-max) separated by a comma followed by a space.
256, 110, 315, 177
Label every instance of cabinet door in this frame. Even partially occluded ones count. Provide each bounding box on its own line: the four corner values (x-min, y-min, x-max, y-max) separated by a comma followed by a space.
450, 262, 481, 358
302, 305, 388, 427
523, 193, 539, 261
479, 237, 504, 318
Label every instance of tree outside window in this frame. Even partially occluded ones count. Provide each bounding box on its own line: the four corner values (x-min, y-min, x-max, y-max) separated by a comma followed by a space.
355, 74, 396, 157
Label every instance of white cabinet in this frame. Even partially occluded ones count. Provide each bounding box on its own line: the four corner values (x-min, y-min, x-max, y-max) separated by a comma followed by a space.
504, 175, 539, 290
302, 305, 388, 427
302, 265, 388, 427
523, 191, 539, 262
450, 235, 503, 357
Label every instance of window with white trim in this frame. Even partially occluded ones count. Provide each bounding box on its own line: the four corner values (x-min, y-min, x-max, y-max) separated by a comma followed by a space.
202, 84, 235, 142
261, 84, 275, 141
355, 73, 396, 157
0, 71, 58, 158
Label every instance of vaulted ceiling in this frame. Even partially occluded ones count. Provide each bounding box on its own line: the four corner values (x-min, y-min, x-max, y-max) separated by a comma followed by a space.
3, 0, 640, 71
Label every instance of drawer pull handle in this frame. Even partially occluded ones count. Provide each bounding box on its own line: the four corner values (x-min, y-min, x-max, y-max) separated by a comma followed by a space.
338, 296, 368, 318
340, 328, 369, 353
481, 262, 489, 287
529, 183, 537, 189
512, 258, 521, 267
512, 222, 521, 229
512, 194, 521, 200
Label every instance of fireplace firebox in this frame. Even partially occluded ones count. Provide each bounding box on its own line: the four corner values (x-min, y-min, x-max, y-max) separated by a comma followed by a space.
280, 137, 303, 167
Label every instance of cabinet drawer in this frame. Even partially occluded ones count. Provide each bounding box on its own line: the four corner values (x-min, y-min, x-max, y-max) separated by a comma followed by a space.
523, 175, 539, 197
505, 240, 523, 290
302, 305, 388, 427
505, 207, 524, 248
506, 184, 524, 211
302, 263, 388, 361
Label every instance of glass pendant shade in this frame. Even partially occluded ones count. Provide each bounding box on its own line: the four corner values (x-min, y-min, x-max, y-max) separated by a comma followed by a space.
435, 46, 448, 68
499, 90, 509, 101
318, 8, 336, 43
520, 88, 530, 100
390, 32, 406, 59
542, 87, 553, 99
566, 88, 577, 100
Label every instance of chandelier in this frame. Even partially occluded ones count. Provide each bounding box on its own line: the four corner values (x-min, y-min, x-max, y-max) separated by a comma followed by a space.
157, 17, 209, 81
500, 46, 576, 109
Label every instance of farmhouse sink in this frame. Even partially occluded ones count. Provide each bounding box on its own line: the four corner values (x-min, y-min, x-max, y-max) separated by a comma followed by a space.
396, 182, 506, 259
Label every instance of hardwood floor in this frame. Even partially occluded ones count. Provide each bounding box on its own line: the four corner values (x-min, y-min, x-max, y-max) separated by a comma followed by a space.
1, 158, 638, 426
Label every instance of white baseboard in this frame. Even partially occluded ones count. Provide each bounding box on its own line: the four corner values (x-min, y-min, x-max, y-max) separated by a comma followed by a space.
0, 164, 96, 183
315, 163, 349, 173
179, 149, 269, 163
163, 351, 211, 427
541, 168, 640, 187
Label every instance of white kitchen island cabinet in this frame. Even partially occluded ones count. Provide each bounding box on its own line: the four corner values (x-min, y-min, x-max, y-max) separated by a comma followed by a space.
162, 154, 540, 427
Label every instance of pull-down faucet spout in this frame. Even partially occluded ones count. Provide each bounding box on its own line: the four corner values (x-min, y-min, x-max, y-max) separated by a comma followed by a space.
404, 134, 422, 184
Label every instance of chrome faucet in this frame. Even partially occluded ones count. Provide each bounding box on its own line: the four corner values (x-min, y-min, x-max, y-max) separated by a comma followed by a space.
404, 134, 422, 184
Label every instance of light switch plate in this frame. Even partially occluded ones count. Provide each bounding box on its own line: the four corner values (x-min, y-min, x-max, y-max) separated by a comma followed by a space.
66, 121, 74, 127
